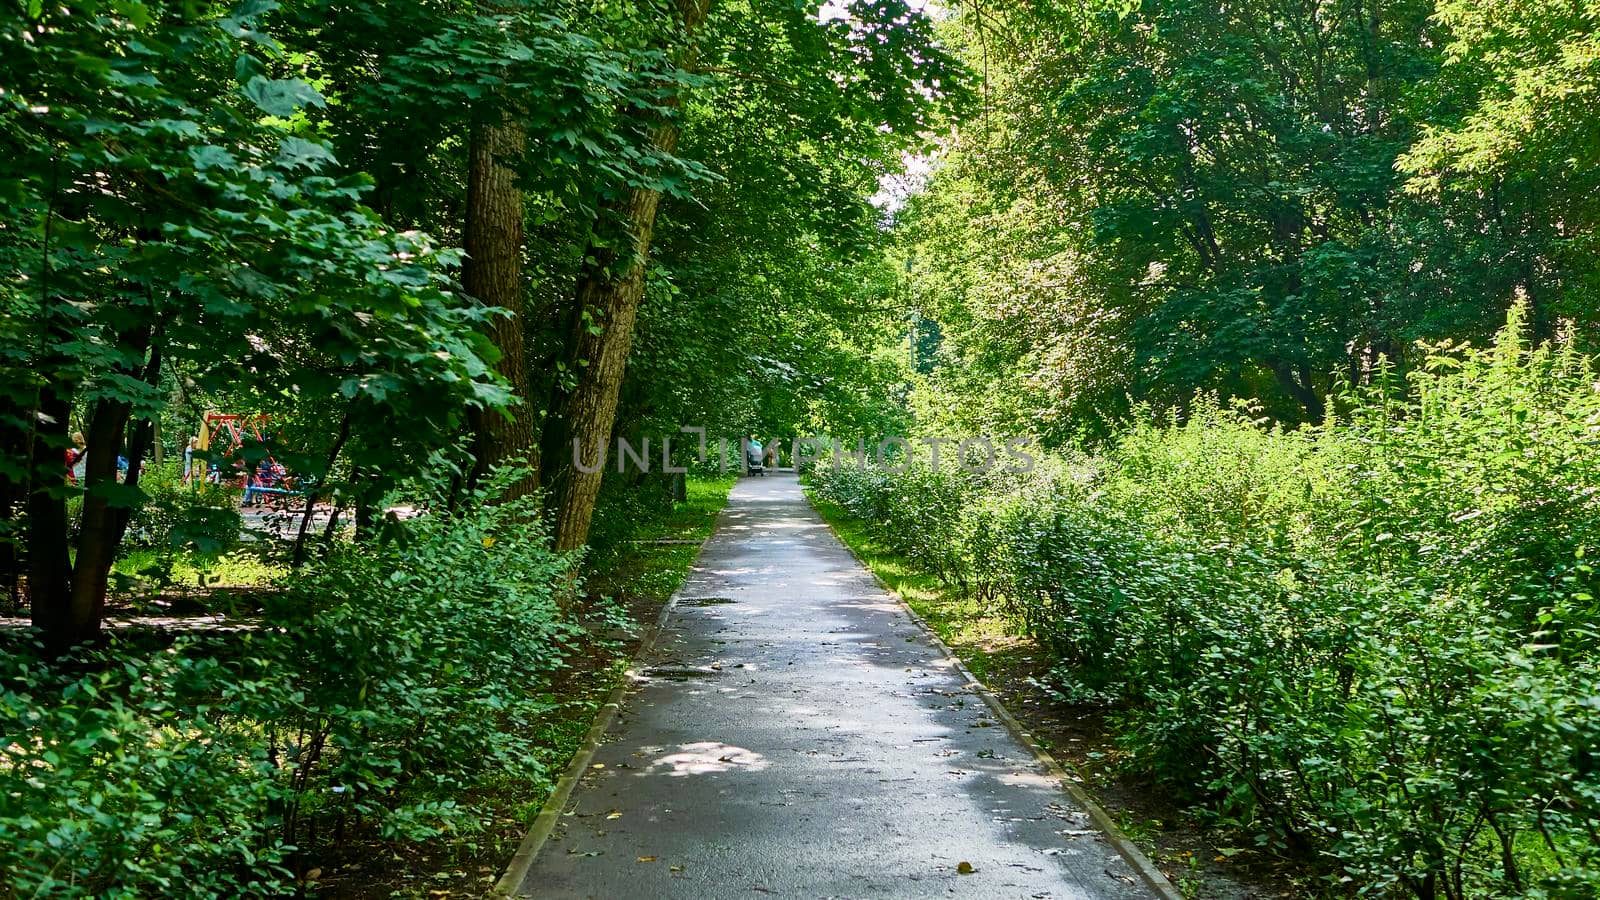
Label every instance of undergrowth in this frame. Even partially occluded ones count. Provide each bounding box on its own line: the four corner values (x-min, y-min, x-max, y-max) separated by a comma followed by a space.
1, 470, 734, 898
808, 307, 1600, 899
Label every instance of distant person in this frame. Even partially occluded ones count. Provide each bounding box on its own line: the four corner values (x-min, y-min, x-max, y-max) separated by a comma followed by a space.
68, 431, 87, 484
182, 437, 198, 483
763, 440, 780, 469
244, 458, 281, 507
744, 435, 764, 474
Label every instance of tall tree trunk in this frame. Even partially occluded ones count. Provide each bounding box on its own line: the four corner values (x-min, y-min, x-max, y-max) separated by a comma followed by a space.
464, 117, 539, 500
110, 335, 162, 552
63, 325, 161, 647
1269, 359, 1327, 424
25, 158, 86, 651
27, 383, 78, 648
30, 303, 164, 652
546, 0, 711, 552
1, 391, 29, 615
61, 399, 129, 646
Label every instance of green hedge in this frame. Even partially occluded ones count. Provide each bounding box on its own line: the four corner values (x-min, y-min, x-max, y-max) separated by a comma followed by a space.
0, 475, 577, 897
809, 308, 1600, 898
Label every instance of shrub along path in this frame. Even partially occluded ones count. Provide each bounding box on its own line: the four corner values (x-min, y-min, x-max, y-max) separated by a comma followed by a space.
514, 472, 1160, 898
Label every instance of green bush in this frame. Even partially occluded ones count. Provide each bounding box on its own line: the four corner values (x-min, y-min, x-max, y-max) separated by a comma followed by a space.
252, 477, 578, 845
127, 465, 243, 554
0, 646, 292, 898
808, 307, 1600, 897
0, 472, 578, 897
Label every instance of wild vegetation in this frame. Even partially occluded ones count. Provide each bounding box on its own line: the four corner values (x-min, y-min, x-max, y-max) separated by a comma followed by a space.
812, 309, 1600, 897
4, 475, 575, 895
2, 0, 953, 648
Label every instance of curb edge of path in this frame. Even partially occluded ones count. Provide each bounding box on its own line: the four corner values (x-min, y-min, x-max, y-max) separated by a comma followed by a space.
809, 490, 1183, 900
491, 521, 719, 897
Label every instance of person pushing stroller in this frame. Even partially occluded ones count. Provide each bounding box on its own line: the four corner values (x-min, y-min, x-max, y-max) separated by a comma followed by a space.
744, 435, 765, 476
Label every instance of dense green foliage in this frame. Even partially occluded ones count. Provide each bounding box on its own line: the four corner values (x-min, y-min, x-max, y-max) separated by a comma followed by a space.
878, 8, 1600, 887
900, 0, 1600, 439
877, 17, 1600, 888
1, 0, 955, 891
0, 475, 576, 896
621, 0, 958, 442
126, 465, 243, 551
5, 0, 1599, 893
811, 309, 1600, 897
2, 0, 954, 642
0, 0, 509, 462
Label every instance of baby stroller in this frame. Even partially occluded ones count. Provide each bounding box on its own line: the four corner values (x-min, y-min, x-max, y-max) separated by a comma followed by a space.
744, 439, 765, 477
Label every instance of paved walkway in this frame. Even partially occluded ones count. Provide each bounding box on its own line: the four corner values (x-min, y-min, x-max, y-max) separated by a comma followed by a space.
518, 473, 1155, 899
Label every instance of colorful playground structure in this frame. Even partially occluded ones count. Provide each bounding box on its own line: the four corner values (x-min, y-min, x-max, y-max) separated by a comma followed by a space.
192, 413, 305, 507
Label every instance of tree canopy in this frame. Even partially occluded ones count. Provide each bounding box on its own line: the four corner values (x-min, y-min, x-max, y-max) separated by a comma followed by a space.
3, 0, 961, 645
897, 0, 1599, 442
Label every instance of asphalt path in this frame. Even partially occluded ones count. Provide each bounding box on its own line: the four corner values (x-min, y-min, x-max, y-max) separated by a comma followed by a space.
517, 472, 1156, 899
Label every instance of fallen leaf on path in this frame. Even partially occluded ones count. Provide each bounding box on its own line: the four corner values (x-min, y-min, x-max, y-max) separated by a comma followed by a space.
957, 861, 975, 875
605, 810, 622, 820
637, 856, 658, 863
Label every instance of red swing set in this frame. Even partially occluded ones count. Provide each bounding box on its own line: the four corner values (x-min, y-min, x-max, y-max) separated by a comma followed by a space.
193, 412, 303, 506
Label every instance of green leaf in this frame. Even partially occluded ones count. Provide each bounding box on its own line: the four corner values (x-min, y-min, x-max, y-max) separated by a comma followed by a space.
190, 145, 237, 171
235, 54, 268, 82
242, 76, 325, 117
276, 136, 336, 171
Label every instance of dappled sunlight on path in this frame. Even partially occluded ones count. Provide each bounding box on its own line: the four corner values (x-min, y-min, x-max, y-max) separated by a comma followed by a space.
643, 742, 769, 777
517, 473, 1155, 899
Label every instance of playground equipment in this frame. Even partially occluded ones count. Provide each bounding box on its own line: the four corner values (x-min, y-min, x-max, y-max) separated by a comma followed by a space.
195, 413, 305, 507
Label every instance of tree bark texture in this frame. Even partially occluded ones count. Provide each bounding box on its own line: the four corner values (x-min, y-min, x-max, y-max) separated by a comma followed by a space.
1270, 358, 1327, 424
67, 398, 132, 635
464, 117, 540, 500
27, 382, 77, 646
